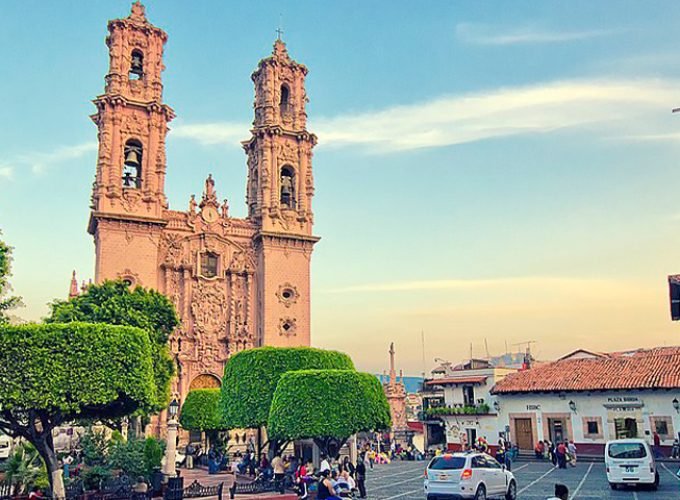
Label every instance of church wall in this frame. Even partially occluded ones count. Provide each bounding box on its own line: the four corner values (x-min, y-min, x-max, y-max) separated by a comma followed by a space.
258, 239, 312, 347
94, 220, 162, 287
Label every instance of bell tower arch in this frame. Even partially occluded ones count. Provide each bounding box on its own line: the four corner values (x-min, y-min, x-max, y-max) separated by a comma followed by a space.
243, 38, 319, 348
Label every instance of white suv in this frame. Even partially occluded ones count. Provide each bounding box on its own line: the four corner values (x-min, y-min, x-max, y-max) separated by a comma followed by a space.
424, 452, 517, 500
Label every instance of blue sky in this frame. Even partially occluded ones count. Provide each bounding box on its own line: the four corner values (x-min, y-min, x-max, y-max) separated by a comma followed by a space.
3, 1, 680, 373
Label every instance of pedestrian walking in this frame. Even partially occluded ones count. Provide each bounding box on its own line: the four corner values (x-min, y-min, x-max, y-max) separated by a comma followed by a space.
567, 441, 577, 467
356, 453, 367, 498
271, 453, 285, 494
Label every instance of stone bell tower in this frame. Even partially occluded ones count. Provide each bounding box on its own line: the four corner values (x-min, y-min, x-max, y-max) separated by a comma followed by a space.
243, 38, 319, 347
88, 1, 174, 284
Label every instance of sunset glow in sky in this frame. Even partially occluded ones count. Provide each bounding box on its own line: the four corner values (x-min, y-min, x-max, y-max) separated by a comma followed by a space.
2, 1, 680, 374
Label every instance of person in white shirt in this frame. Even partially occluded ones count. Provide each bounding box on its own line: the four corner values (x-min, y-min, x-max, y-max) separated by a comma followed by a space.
319, 455, 331, 473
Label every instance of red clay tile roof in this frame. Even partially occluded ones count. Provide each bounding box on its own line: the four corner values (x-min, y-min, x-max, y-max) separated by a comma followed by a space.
425, 376, 487, 386
491, 347, 680, 394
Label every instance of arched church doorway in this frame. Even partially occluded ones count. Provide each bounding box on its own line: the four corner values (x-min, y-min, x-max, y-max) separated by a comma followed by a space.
189, 373, 221, 391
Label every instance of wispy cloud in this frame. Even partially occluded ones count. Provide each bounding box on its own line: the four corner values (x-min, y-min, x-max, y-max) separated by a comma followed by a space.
0, 165, 12, 180
324, 276, 630, 294
455, 23, 619, 46
3, 142, 98, 176
313, 78, 679, 152
172, 122, 248, 146
26, 142, 98, 174
167, 78, 680, 153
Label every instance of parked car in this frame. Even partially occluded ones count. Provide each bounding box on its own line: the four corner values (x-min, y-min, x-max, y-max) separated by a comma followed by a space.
605, 438, 658, 490
424, 451, 517, 500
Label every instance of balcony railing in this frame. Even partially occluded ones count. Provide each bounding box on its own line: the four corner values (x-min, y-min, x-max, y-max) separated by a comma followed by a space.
424, 403, 491, 417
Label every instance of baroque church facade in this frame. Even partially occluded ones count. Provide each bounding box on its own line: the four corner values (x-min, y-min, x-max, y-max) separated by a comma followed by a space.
86, 2, 318, 413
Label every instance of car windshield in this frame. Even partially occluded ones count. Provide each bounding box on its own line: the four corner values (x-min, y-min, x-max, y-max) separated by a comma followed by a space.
608, 443, 647, 459
429, 456, 467, 470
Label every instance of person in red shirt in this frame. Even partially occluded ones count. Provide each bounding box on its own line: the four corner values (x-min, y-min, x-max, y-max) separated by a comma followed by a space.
556, 442, 567, 469
653, 431, 663, 458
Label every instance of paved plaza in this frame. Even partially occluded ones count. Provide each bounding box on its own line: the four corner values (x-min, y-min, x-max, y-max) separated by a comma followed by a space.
362, 459, 680, 499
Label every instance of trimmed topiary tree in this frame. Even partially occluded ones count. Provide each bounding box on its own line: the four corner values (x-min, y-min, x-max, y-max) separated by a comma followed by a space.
220, 347, 355, 456
268, 369, 391, 458
180, 389, 226, 445
0, 322, 156, 498
47, 280, 180, 429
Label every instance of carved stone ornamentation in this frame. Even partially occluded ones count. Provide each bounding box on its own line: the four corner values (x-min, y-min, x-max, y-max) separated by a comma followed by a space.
191, 280, 226, 337
279, 317, 297, 337
117, 268, 141, 287
276, 283, 299, 308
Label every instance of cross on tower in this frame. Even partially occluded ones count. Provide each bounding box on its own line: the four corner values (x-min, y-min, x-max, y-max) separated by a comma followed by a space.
276, 27, 284, 40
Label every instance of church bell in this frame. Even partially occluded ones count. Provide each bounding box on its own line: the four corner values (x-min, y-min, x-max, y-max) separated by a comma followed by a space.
124, 150, 140, 168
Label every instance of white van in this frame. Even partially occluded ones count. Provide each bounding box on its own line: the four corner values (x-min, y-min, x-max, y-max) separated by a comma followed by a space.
0, 434, 12, 460
605, 439, 658, 490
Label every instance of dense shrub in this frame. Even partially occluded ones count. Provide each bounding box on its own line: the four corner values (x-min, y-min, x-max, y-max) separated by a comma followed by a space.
268, 369, 391, 456
0, 323, 156, 495
180, 389, 226, 432
221, 347, 355, 429
47, 280, 180, 412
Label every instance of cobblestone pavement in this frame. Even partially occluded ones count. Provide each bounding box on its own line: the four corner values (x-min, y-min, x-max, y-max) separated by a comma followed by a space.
363, 459, 680, 499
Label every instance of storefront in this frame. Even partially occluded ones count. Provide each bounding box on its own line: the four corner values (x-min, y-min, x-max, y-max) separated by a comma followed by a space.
491, 348, 680, 455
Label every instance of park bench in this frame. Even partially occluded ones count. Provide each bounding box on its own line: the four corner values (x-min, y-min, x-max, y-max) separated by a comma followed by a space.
228, 476, 278, 499
182, 480, 223, 500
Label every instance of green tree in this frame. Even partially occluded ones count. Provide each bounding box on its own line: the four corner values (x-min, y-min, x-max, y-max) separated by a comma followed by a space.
180, 389, 226, 439
268, 370, 391, 458
0, 230, 22, 324
47, 280, 179, 415
0, 323, 156, 497
220, 347, 354, 457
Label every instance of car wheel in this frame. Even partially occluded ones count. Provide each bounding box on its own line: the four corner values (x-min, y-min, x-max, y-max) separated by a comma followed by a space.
609, 482, 618, 490
474, 484, 486, 500
651, 472, 659, 491
505, 480, 517, 500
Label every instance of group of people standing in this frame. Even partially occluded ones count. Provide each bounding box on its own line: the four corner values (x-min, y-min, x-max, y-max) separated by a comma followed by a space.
534, 440, 577, 468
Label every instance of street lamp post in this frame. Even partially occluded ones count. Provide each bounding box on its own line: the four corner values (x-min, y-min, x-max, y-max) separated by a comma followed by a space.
163, 398, 180, 479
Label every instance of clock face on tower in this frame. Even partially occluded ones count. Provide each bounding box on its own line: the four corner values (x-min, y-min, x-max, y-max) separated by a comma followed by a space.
202, 206, 218, 223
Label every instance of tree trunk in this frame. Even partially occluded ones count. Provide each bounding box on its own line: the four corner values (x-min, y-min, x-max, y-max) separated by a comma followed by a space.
313, 437, 347, 460
129, 415, 143, 439
33, 432, 65, 499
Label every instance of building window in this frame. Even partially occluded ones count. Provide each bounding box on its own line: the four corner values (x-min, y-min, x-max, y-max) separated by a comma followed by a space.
123, 139, 143, 189
655, 420, 669, 435
582, 416, 603, 439
130, 50, 144, 80
651, 416, 673, 438
280, 84, 291, 116
280, 166, 295, 208
463, 385, 475, 407
201, 252, 218, 278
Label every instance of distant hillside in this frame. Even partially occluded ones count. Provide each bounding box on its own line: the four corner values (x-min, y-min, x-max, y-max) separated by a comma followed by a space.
377, 374, 423, 394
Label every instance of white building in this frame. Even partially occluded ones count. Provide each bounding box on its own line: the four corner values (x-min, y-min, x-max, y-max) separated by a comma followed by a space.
422, 359, 517, 453
491, 347, 680, 455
